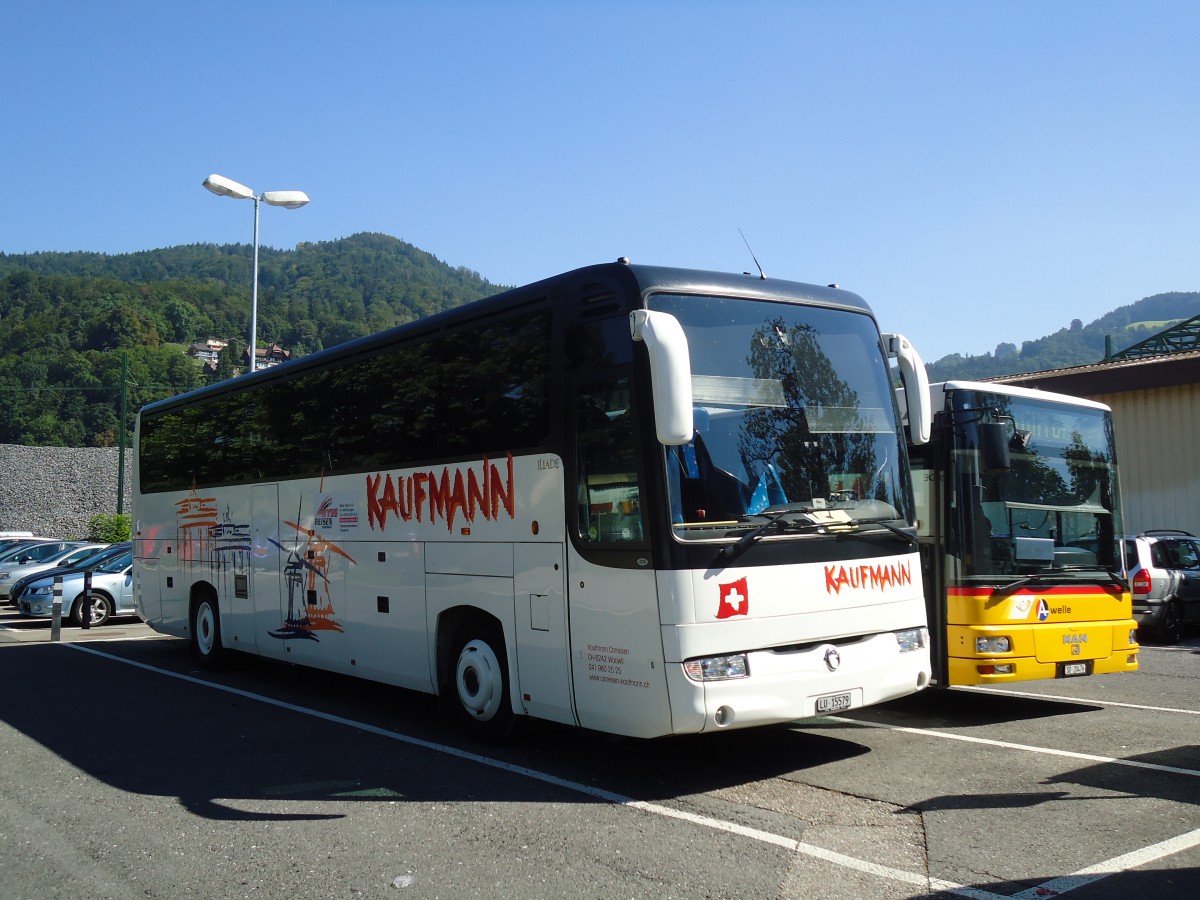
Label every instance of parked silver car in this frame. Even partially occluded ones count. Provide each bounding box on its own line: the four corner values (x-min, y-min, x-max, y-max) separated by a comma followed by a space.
5, 543, 130, 608
17, 550, 135, 627
1123, 530, 1200, 644
0, 543, 106, 601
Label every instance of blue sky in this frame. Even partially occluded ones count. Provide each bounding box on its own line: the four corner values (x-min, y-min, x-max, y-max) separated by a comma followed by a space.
3, 1, 1198, 362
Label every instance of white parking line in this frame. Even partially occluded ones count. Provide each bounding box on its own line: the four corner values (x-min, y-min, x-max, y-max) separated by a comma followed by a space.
63, 643, 996, 898
962, 684, 1200, 716
826, 715, 1200, 778
1009, 827, 1200, 898
63, 643, 1197, 899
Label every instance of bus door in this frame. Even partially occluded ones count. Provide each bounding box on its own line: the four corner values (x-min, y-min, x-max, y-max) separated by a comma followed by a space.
513, 541, 574, 725
248, 483, 281, 658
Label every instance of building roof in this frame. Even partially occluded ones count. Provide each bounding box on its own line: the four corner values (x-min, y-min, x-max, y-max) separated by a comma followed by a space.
987, 349, 1200, 395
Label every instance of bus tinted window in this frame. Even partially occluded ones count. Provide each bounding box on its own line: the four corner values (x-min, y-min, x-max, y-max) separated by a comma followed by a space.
139, 311, 551, 492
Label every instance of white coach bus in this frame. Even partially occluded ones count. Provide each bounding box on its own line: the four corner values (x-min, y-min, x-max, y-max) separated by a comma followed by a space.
132, 260, 933, 739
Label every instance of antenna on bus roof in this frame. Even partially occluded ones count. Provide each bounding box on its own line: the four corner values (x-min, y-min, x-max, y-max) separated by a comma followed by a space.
738, 228, 766, 280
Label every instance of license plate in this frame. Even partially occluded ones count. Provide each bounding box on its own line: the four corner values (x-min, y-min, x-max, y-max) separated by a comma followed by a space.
1062, 662, 1088, 677
815, 692, 853, 713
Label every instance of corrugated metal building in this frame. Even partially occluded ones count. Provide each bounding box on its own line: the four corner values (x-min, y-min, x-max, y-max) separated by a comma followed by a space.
989, 351, 1200, 536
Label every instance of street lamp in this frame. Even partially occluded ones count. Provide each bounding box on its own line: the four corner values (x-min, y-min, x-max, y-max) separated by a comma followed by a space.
202, 173, 309, 373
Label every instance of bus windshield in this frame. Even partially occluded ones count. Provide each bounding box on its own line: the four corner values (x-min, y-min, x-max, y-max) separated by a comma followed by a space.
950, 389, 1122, 579
647, 294, 913, 541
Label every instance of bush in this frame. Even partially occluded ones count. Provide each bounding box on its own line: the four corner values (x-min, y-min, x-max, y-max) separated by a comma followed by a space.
88, 513, 131, 543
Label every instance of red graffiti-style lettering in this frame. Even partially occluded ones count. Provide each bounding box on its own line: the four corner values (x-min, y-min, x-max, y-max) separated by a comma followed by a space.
367, 453, 516, 532
491, 455, 514, 520
824, 561, 913, 595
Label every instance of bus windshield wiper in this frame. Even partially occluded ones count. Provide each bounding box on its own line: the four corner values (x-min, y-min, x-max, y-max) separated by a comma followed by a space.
994, 568, 1129, 596
717, 510, 826, 561
836, 520, 918, 548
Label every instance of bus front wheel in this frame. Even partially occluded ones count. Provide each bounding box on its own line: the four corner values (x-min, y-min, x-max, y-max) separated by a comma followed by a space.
190, 594, 227, 669
445, 624, 514, 740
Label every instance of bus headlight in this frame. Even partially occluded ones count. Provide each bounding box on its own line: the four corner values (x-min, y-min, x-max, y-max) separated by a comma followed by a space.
975, 636, 1011, 654
683, 654, 749, 682
895, 627, 928, 653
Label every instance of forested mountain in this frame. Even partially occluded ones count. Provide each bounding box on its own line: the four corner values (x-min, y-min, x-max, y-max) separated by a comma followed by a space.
926, 291, 1200, 381
0, 234, 503, 447
2, 232, 1197, 448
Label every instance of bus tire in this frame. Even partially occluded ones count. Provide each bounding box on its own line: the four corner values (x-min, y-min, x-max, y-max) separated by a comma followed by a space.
71, 592, 113, 627
444, 622, 515, 741
190, 592, 227, 669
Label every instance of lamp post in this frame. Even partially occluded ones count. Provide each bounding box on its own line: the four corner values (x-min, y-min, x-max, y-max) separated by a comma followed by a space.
202, 173, 309, 373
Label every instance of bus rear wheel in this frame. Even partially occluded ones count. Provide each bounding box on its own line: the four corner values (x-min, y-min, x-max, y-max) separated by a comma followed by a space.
191, 594, 227, 669
445, 623, 514, 740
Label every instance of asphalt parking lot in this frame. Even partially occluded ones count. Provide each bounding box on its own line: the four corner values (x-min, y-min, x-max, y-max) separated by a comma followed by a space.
0, 610, 1196, 898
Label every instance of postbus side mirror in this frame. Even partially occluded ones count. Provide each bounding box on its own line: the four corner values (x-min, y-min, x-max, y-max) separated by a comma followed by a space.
977, 422, 1011, 472
630, 310, 694, 445
883, 332, 931, 444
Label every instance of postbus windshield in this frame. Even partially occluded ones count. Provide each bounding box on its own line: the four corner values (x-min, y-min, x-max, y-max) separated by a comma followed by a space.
646, 294, 913, 542
949, 389, 1122, 580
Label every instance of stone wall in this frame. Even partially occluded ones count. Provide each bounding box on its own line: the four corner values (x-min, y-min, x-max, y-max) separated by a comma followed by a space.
0, 444, 132, 539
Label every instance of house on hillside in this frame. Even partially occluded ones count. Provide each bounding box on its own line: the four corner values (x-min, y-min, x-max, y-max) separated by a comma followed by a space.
988, 319, 1200, 536
243, 343, 291, 370
186, 338, 228, 364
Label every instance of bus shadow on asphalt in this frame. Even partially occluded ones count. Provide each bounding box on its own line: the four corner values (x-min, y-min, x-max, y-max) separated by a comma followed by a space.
850, 684, 1104, 728
1042, 746, 1200, 806
0, 640, 875, 817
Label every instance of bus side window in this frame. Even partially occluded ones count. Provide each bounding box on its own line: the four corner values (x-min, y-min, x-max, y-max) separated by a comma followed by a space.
576, 382, 643, 543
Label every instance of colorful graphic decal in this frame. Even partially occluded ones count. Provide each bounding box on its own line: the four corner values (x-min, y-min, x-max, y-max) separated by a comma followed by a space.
175, 492, 250, 605
366, 454, 515, 532
173, 487, 357, 644
267, 502, 357, 642
717, 577, 750, 619
824, 560, 913, 595
1037, 598, 1050, 622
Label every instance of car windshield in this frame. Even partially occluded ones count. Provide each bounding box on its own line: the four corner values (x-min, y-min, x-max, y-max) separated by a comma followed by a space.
96, 551, 133, 574
0, 543, 43, 562
647, 293, 912, 542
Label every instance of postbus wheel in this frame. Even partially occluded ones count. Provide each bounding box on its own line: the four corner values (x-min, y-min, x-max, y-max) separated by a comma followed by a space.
190, 592, 227, 669
71, 592, 113, 627
444, 621, 515, 741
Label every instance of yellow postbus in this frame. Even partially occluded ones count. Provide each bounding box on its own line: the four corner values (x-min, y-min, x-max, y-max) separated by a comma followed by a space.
908, 381, 1139, 686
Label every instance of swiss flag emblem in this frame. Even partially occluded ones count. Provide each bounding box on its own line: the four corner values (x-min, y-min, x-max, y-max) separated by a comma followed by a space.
717, 577, 749, 619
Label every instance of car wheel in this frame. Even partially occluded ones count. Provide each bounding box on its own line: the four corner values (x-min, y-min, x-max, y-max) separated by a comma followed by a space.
1158, 599, 1183, 645
72, 592, 113, 627
442, 621, 514, 741
190, 593, 227, 669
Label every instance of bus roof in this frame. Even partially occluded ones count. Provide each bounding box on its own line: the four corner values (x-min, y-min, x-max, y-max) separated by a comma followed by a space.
933, 380, 1112, 412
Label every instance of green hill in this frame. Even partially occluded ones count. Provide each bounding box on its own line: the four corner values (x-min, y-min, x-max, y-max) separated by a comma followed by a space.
926, 291, 1200, 381
0, 234, 504, 447
2, 234, 1197, 447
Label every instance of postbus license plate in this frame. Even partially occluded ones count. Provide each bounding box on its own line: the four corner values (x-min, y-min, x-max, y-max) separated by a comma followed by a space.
1062, 662, 1088, 677
816, 692, 853, 713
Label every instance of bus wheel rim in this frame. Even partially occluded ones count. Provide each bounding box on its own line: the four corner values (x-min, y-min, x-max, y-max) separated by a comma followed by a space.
455, 639, 503, 721
196, 603, 215, 655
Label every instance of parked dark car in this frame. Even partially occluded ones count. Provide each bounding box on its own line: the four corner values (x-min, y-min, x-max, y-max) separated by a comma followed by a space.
1123, 530, 1200, 643
0, 543, 105, 602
